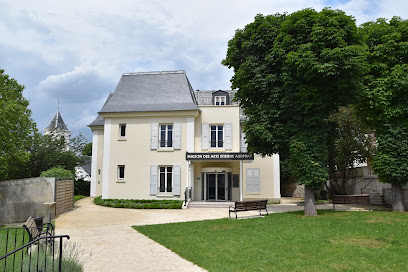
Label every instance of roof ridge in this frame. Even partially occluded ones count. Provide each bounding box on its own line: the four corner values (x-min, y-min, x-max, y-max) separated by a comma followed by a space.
123, 70, 185, 76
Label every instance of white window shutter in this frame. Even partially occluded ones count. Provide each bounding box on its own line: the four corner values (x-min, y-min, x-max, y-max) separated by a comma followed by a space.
225, 123, 232, 150
173, 165, 181, 195
246, 168, 260, 193
241, 132, 248, 152
150, 165, 158, 195
201, 122, 209, 150
174, 122, 181, 149
151, 123, 158, 150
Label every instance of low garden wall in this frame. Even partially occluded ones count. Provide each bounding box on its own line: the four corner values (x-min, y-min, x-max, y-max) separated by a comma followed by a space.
0, 177, 74, 225
0, 177, 54, 225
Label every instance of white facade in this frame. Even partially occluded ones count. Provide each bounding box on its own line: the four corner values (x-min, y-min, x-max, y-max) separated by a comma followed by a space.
89, 72, 280, 202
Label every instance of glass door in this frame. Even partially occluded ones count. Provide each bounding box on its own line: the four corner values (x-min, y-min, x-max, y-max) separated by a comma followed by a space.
217, 173, 226, 200
206, 173, 226, 201
207, 173, 216, 201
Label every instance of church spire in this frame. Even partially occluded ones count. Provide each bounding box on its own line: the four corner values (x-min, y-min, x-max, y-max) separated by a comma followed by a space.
44, 100, 69, 132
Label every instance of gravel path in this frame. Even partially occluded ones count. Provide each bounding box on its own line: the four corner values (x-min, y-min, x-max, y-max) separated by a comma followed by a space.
55, 198, 230, 272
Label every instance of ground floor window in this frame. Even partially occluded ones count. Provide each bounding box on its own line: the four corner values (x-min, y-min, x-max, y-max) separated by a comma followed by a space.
159, 166, 172, 193
118, 165, 125, 180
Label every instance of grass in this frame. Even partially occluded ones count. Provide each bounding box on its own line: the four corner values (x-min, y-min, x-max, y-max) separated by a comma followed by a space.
134, 210, 408, 272
74, 195, 87, 203
94, 196, 183, 209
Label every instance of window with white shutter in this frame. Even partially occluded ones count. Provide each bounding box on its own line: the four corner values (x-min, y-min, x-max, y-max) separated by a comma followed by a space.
246, 168, 260, 193
201, 122, 209, 150
151, 123, 159, 150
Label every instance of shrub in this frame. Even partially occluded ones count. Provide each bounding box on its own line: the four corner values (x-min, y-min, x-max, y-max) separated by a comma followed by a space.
94, 196, 183, 209
40, 166, 75, 179
74, 179, 90, 196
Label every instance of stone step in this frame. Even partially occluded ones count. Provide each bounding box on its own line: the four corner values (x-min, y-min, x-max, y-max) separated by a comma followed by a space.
188, 202, 234, 209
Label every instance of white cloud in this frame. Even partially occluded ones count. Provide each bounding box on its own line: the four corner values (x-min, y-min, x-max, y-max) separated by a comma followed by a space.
1, 0, 408, 141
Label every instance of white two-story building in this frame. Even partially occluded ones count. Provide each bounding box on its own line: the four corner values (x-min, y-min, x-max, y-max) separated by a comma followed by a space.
89, 71, 280, 203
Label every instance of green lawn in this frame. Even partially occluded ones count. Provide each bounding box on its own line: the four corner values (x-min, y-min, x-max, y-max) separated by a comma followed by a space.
134, 210, 408, 272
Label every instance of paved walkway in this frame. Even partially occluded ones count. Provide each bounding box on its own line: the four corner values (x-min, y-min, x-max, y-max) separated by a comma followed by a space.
55, 197, 364, 271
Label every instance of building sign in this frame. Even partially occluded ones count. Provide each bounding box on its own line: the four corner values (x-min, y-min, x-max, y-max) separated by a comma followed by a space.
186, 152, 254, 161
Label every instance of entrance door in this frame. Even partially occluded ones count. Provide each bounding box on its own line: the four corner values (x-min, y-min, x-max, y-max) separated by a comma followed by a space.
206, 173, 226, 201
217, 173, 225, 200
207, 173, 216, 200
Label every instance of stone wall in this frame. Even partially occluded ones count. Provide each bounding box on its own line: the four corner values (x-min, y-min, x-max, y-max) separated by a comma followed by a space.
382, 189, 408, 208
292, 184, 305, 198
0, 177, 55, 225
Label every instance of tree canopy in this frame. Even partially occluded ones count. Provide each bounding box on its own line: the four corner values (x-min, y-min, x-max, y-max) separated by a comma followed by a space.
27, 131, 87, 178
223, 8, 366, 215
359, 17, 408, 211
0, 68, 37, 181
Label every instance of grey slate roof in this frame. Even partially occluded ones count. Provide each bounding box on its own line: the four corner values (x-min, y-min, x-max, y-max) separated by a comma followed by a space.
89, 115, 105, 127
89, 93, 113, 127
45, 110, 69, 131
99, 71, 199, 113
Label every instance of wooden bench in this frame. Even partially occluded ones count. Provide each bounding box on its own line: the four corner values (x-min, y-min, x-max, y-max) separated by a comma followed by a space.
229, 199, 269, 219
23, 216, 54, 242
332, 194, 371, 211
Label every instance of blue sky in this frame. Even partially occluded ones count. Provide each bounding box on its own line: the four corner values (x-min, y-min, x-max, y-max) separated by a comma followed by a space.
1, 0, 407, 142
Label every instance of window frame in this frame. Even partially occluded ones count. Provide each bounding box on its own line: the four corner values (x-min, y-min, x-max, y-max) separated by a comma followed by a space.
210, 124, 224, 148
118, 124, 126, 139
214, 96, 226, 105
159, 166, 173, 194
159, 123, 173, 148
117, 165, 125, 181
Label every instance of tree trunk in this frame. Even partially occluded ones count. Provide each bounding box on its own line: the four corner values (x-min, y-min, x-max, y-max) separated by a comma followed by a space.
304, 185, 317, 216
392, 183, 405, 212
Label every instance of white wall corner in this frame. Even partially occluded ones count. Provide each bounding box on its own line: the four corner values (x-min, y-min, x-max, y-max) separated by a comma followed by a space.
102, 119, 112, 199
272, 153, 281, 199
90, 130, 99, 197
240, 161, 243, 201
186, 117, 195, 152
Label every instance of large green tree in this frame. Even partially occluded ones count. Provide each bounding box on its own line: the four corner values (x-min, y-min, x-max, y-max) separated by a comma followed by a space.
222, 8, 366, 215
0, 68, 37, 181
359, 17, 408, 212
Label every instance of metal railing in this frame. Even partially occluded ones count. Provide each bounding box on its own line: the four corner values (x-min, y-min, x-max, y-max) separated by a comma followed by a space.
0, 226, 70, 272
184, 187, 192, 206
360, 178, 376, 194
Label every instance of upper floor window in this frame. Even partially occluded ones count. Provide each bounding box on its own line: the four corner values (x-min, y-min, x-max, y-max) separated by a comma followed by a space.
119, 124, 126, 138
214, 96, 226, 105
160, 124, 173, 148
210, 125, 223, 148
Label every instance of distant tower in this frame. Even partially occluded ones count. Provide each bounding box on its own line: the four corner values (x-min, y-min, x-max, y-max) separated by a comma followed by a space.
44, 99, 71, 143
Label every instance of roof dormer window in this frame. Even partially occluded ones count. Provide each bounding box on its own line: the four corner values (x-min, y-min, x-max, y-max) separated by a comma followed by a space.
214, 96, 226, 106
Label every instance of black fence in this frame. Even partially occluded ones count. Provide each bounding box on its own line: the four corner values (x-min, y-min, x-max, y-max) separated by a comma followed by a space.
0, 226, 70, 272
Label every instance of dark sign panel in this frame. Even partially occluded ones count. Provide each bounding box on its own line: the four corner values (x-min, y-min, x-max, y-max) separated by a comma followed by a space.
186, 152, 254, 161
